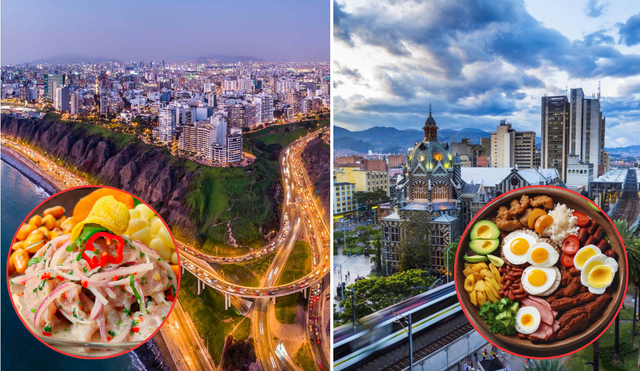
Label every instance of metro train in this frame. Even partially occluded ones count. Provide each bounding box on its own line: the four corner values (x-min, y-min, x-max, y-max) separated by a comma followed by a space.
333, 282, 461, 371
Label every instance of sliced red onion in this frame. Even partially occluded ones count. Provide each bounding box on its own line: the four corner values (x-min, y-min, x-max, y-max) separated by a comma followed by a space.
89, 300, 103, 320
135, 279, 146, 313
48, 242, 71, 268
71, 260, 110, 286
98, 315, 107, 342
88, 286, 108, 306
91, 263, 154, 281
158, 260, 177, 286
53, 268, 80, 281
103, 285, 116, 298
34, 282, 77, 327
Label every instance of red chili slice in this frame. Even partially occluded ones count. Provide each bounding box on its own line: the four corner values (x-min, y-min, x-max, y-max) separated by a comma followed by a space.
42, 332, 53, 337
561, 253, 575, 268
82, 232, 125, 270
562, 235, 581, 255
131, 327, 140, 333
573, 211, 590, 227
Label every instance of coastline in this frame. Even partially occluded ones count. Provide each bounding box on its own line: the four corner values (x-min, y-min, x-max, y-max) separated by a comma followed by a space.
0, 145, 177, 371
1, 147, 60, 194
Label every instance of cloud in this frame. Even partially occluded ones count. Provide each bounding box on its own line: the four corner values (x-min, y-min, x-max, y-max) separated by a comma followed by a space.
584, 0, 607, 18
334, 0, 640, 147
618, 13, 640, 46
582, 30, 614, 46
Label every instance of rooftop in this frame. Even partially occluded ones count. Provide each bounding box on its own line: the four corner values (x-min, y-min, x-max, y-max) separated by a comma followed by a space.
592, 168, 628, 183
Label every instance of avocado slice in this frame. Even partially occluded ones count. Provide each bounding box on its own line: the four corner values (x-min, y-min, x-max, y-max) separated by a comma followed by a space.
463, 253, 489, 263
487, 254, 505, 267
470, 220, 500, 240
469, 239, 500, 255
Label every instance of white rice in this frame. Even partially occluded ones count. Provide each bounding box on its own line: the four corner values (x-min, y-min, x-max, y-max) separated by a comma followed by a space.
543, 203, 580, 244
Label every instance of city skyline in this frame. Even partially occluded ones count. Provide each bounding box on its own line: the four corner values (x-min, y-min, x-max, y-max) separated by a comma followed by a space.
1, 0, 330, 65
334, 0, 640, 148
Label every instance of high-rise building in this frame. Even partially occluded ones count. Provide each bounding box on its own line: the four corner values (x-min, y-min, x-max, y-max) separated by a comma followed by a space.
211, 113, 228, 145
159, 107, 177, 143
451, 138, 485, 167
226, 128, 243, 163
257, 93, 274, 123
387, 154, 405, 168
569, 88, 606, 176
99, 96, 110, 116
45, 74, 64, 100
70, 91, 80, 114
541, 95, 570, 181
229, 104, 245, 128
54, 86, 70, 112
491, 120, 515, 168
515, 131, 536, 169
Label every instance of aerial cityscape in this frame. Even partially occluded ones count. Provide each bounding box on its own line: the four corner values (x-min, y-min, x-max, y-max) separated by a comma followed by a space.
1, 0, 330, 370
333, 0, 640, 370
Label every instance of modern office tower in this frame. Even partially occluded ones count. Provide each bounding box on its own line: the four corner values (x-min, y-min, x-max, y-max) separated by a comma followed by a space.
226, 127, 243, 163
45, 74, 64, 100
334, 182, 356, 215
179, 125, 199, 153
569, 88, 606, 176
206, 92, 217, 108
229, 104, 245, 128
541, 95, 570, 181
515, 131, 536, 169
54, 86, 70, 112
491, 120, 515, 167
159, 107, 177, 143
70, 91, 80, 114
211, 113, 228, 146
583, 98, 604, 176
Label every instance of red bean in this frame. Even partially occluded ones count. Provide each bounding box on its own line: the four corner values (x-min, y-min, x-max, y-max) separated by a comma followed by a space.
511, 270, 523, 277
593, 226, 604, 241
511, 267, 524, 272
604, 250, 618, 259
515, 293, 527, 299
513, 286, 525, 294
588, 222, 599, 234
508, 291, 515, 301
498, 289, 505, 296
585, 235, 598, 246
597, 239, 609, 251
500, 276, 506, 284
504, 280, 513, 289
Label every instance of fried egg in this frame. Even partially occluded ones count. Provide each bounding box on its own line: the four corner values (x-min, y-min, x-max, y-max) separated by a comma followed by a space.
580, 254, 618, 295
574, 245, 602, 271
526, 242, 559, 267
502, 232, 537, 265
514, 307, 541, 335
522, 266, 557, 295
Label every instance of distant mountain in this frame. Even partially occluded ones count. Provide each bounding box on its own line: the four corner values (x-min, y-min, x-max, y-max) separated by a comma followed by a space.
334, 126, 493, 154
28, 54, 123, 65
185, 54, 263, 64
605, 145, 640, 155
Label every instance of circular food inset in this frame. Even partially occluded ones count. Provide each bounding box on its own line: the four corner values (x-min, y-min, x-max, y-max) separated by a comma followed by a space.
7, 186, 181, 358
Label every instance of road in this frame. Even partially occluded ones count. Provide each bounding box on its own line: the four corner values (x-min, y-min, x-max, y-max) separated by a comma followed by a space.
163, 301, 215, 371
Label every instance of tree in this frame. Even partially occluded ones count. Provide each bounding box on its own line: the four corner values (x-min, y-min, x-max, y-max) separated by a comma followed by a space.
397, 212, 432, 272
335, 269, 436, 324
445, 238, 460, 281
612, 219, 634, 362
626, 231, 640, 343
530, 359, 566, 371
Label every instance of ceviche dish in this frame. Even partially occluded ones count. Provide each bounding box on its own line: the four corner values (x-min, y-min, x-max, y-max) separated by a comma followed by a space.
459, 192, 623, 348
8, 190, 178, 351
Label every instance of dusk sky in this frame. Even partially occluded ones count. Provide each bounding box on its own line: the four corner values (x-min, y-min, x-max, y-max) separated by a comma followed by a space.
334, 0, 640, 148
1, 0, 329, 64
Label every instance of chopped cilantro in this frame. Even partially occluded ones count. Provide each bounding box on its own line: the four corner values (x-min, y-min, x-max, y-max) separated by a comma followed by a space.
107, 330, 117, 337
139, 251, 145, 258
31, 308, 36, 313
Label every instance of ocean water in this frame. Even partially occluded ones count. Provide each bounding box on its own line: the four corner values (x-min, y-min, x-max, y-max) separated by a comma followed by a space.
1, 160, 146, 371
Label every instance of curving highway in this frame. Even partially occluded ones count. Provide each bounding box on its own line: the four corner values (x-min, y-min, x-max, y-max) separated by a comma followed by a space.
178, 127, 330, 298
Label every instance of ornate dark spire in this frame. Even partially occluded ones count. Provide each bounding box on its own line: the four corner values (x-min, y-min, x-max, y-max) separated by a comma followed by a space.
423, 103, 438, 140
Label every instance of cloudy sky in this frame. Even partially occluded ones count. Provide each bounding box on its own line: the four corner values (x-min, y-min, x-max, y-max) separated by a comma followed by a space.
334, 0, 640, 148
1, 0, 329, 64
